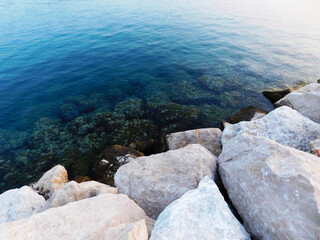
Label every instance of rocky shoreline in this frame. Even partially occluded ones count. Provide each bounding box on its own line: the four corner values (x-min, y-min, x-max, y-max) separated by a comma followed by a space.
0, 80, 320, 239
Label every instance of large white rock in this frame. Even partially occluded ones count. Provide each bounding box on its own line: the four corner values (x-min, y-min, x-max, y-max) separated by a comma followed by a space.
0, 193, 151, 240
42, 180, 117, 210
219, 134, 320, 240
222, 106, 320, 151
32, 165, 68, 199
150, 176, 250, 240
276, 83, 320, 123
0, 186, 45, 224
166, 128, 222, 156
115, 144, 218, 219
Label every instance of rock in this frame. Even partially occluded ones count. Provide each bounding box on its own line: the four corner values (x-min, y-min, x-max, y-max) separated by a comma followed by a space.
32, 165, 68, 199
93, 145, 144, 186
150, 176, 250, 240
166, 128, 222, 156
222, 106, 320, 152
0, 193, 151, 240
130, 139, 156, 155
219, 134, 320, 240
229, 106, 267, 124
0, 186, 45, 224
42, 180, 117, 210
115, 144, 218, 219
310, 137, 320, 157
74, 175, 91, 183
262, 81, 307, 104
275, 83, 320, 123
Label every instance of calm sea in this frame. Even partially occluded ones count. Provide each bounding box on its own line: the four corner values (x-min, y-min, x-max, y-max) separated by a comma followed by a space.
0, 0, 319, 190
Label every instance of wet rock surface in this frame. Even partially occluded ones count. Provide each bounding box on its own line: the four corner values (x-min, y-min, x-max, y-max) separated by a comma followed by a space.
93, 145, 144, 186
229, 106, 267, 124
219, 134, 320, 240
115, 144, 218, 219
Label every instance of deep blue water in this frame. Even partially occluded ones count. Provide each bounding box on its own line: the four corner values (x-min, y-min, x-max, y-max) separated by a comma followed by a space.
1, 0, 320, 131
0, 0, 320, 190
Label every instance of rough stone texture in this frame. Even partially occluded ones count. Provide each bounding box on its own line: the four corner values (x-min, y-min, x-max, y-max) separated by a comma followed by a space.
276, 83, 320, 123
166, 128, 222, 156
0, 194, 151, 240
219, 134, 320, 240
150, 176, 250, 240
222, 106, 320, 152
93, 145, 144, 186
0, 186, 45, 224
310, 137, 320, 157
42, 180, 117, 210
229, 106, 267, 124
32, 165, 68, 199
115, 144, 218, 219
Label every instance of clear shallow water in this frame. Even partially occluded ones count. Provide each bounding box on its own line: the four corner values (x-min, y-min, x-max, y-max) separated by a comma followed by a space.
0, 0, 319, 190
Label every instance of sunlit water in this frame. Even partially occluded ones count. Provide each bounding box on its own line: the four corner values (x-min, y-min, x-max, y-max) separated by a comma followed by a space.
0, 0, 319, 190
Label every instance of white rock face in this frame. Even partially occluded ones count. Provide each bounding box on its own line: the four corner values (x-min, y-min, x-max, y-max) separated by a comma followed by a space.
0, 193, 150, 240
219, 134, 320, 240
42, 180, 117, 210
0, 186, 45, 224
32, 165, 68, 199
222, 106, 320, 151
166, 128, 222, 156
150, 176, 250, 240
310, 137, 320, 157
115, 144, 218, 219
276, 83, 320, 123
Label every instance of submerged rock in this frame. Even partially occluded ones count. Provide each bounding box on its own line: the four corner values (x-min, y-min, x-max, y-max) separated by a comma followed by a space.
93, 145, 144, 186
42, 180, 117, 210
115, 144, 218, 219
150, 176, 250, 240
222, 106, 320, 152
32, 165, 68, 199
0, 194, 151, 240
262, 81, 307, 104
276, 83, 320, 123
219, 134, 320, 240
166, 128, 222, 156
229, 106, 267, 124
0, 186, 45, 224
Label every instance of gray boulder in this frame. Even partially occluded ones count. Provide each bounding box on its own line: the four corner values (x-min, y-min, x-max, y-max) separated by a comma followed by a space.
222, 106, 320, 151
115, 144, 218, 219
150, 176, 250, 240
0, 186, 45, 224
219, 134, 320, 240
166, 128, 222, 156
276, 83, 320, 123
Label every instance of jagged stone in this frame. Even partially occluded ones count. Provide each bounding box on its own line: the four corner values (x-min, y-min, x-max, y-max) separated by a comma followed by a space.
42, 180, 117, 210
32, 165, 68, 199
276, 83, 320, 123
150, 176, 250, 240
222, 106, 320, 152
115, 144, 217, 219
0, 194, 151, 240
166, 128, 222, 156
219, 134, 320, 240
0, 186, 45, 224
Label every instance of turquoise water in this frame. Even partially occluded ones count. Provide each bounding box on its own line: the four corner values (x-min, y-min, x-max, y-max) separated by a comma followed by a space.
0, 0, 319, 190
